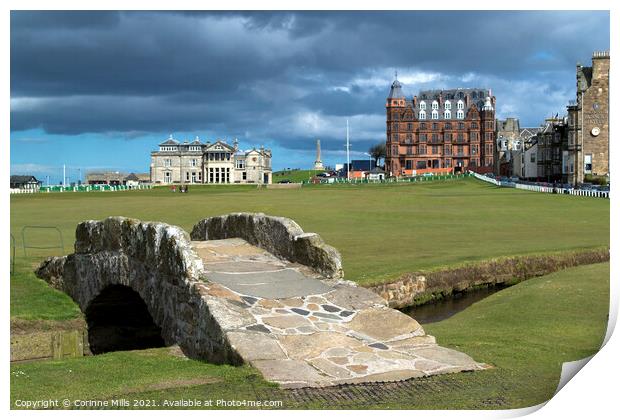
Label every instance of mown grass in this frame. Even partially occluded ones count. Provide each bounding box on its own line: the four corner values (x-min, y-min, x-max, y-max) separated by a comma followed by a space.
10, 263, 609, 409
10, 259, 82, 321
272, 169, 323, 183
10, 178, 609, 286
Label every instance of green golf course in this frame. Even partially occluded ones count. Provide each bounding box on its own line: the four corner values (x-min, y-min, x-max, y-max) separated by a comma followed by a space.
9, 177, 610, 409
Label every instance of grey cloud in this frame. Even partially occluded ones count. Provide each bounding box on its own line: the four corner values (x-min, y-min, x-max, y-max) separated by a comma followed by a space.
10, 10, 610, 152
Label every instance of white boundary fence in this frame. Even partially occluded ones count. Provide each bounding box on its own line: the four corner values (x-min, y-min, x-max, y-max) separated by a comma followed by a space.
9, 188, 39, 194
10, 184, 153, 194
471, 172, 501, 186
470, 171, 609, 199
515, 184, 555, 194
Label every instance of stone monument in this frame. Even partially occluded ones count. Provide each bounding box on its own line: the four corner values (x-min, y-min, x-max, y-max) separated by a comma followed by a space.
313, 139, 325, 170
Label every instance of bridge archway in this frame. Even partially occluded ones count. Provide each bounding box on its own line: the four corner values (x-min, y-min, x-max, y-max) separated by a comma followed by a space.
85, 284, 166, 354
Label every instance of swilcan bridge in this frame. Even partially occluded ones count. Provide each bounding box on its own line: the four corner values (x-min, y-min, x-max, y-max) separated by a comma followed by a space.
36, 213, 485, 388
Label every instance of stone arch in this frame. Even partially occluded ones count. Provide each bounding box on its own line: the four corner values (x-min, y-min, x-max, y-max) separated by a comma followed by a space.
85, 284, 165, 354
35, 216, 243, 365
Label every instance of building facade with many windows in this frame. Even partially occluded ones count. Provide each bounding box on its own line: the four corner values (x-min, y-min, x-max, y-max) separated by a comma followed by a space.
385, 76, 496, 176
150, 136, 272, 185
566, 51, 609, 184
534, 117, 568, 182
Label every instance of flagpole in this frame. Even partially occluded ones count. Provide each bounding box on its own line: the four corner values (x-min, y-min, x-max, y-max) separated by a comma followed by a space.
346, 119, 350, 181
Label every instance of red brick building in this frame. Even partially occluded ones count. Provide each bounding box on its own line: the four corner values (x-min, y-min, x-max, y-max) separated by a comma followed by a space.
385, 77, 496, 176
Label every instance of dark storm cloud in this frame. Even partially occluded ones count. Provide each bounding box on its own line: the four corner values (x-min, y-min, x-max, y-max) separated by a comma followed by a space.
10, 10, 610, 152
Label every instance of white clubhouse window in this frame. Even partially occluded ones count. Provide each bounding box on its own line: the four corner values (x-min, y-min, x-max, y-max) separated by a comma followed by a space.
164, 171, 171, 183
236, 159, 245, 169
190, 159, 197, 167
159, 146, 178, 152
164, 158, 172, 167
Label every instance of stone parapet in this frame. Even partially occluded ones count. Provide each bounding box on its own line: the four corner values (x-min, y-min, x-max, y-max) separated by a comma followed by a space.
36, 216, 243, 365
191, 213, 343, 279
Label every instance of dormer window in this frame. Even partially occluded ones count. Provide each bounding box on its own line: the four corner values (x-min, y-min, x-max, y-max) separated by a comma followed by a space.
432, 101, 439, 110
431, 110, 439, 119
159, 146, 178, 152
419, 110, 426, 120
457, 100, 464, 110
419, 101, 426, 110
444, 110, 451, 119
457, 110, 464, 119
444, 101, 451, 110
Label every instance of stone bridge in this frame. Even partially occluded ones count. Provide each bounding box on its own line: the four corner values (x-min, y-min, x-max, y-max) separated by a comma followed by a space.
36, 213, 485, 388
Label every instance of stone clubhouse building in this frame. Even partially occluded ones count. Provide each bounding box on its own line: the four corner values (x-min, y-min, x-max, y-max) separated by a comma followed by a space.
150, 136, 272, 185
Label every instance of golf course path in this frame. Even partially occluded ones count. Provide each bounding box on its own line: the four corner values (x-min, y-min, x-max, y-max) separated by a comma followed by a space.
192, 237, 486, 388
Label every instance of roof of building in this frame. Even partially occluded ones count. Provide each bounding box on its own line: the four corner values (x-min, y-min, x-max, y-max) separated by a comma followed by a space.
86, 171, 126, 180
387, 77, 405, 99
10, 175, 39, 184
124, 172, 150, 181
205, 140, 235, 152
417, 88, 491, 102
159, 135, 180, 146
348, 160, 375, 171
388, 78, 494, 117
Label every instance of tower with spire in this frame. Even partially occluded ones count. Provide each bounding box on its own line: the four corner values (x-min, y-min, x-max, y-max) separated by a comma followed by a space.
313, 139, 325, 170
385, 72, 406, 176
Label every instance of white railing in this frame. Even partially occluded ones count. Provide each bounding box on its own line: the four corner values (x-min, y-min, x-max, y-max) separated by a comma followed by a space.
515, 183, 609, 198
470, 172, 501, 186
12, 184, 154, 194
469, 171, 609, 199
515, 183, 555, 193
566, 188, 609, 198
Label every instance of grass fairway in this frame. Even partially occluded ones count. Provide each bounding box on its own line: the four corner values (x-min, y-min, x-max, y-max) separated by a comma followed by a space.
10, 261, 82, 321
10, 178, 609, 286
10, 263, 609, 409
272, 169, 323, 183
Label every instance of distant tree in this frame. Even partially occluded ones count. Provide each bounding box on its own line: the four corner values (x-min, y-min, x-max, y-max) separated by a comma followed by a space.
368, 142, 386, 167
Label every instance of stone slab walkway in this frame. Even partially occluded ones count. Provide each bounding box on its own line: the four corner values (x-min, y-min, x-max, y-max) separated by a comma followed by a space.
192, 239, 487, 388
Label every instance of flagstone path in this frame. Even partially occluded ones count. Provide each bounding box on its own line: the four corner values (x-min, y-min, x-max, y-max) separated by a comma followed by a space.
192, 238, 487, 388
